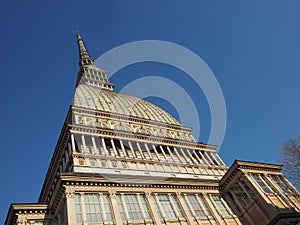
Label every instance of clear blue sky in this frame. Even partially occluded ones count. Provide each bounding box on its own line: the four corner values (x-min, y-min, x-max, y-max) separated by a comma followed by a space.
1, 1, 300, 223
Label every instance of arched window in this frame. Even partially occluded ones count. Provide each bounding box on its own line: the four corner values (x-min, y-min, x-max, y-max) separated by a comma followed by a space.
89, 120, 108, 129
155, 130, 171, 138
136, 127, 152, 135
114, 124, 131, 132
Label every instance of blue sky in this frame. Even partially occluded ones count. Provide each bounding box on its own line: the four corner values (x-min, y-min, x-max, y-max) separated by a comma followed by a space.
1, 1, 300, 223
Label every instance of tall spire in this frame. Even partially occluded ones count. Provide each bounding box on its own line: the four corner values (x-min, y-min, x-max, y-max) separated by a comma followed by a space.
76, 32, 94, 67
75, 32, 114, 91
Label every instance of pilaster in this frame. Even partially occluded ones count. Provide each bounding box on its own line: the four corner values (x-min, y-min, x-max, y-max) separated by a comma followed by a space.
65, 187, 77, 225
108, 191, 122, 225
145, 192, 162, 225
202, 194, 222, 225
176, 192, 194, 225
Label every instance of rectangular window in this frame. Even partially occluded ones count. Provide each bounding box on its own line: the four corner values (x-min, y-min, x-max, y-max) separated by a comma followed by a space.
75, 194, 83, 223
73, 133, 83, 152
102, 194, 113, 221
125, 194, 144, 221
139, 195, 151, 220
184, 194, 206, 218
231, 182, 251, 208
152, 195, 163, 219
84, 194, 103, 222
116, 194, 151, 222
252, 174, 273, 194
271, 175, 291, 194
158, 195, 176, 219
116, 195, 126, 221
74, 193, 112, 224
196, 195, 212, 216
152, 194, 184, 220
210, 195, 231, 217
237, 192, 249, 208
170, 195, 183, 218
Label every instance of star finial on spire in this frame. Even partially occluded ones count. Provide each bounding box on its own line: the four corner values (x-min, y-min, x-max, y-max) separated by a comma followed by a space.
76, 32, 94, 67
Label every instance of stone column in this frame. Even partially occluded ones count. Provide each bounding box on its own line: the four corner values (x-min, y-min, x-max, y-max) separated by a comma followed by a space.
144, 143, 153, 160
176, 192, 194, 225
119, 140, 127, 158
108, 191, 123, 225
136, 142, 145, 159
173, 147, 184, 163
152, 145, 161, 161
202, 194, 223, 225
98, 193, 107, 221
80, 193, 87, 223
128, 141, 136, 158
65, 187, 77, 225
101, 137, 108, 155
111, 138, 118, 157
70, 133, 76, 152
145, 192, 162, 225
178, 148, 190, 163
244, 174, 271, 204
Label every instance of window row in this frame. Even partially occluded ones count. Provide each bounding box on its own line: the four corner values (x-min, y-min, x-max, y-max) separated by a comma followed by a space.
75, 117, 193, 142
74, 193, 234, 224
84, 73, 107, 82
84, 79, 113, 89
83, 67, 107, 80
72, 134, 225, 166
251, 174, 294, 195
228, 174, 296, 215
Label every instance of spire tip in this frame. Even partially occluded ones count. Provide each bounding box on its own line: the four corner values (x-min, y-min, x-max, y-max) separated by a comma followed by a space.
76, 31, 82, 40
76, 32, 94, 67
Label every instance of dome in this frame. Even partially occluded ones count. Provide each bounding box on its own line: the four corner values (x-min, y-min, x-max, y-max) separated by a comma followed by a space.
73, 84, 180, 125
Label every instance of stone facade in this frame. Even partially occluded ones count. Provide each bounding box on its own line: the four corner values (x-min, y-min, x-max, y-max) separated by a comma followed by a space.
5, 33, 300, 225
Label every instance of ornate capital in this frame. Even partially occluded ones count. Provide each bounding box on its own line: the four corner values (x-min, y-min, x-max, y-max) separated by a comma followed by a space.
175, 192, 182, 198
108, 190, 116, 199
145, 191, 152, 199
65, 189, 75, 199
17, 218, 26, 225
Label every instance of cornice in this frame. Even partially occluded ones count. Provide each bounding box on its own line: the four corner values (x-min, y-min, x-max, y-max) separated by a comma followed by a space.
5, 204, 50, 225
38, 107, 72, 203
220, 159, 283, 189
235, 160, 283, 171
59, 172, 220, 188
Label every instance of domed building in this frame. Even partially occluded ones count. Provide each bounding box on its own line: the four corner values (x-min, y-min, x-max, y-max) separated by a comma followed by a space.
5, 34, 300, 225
